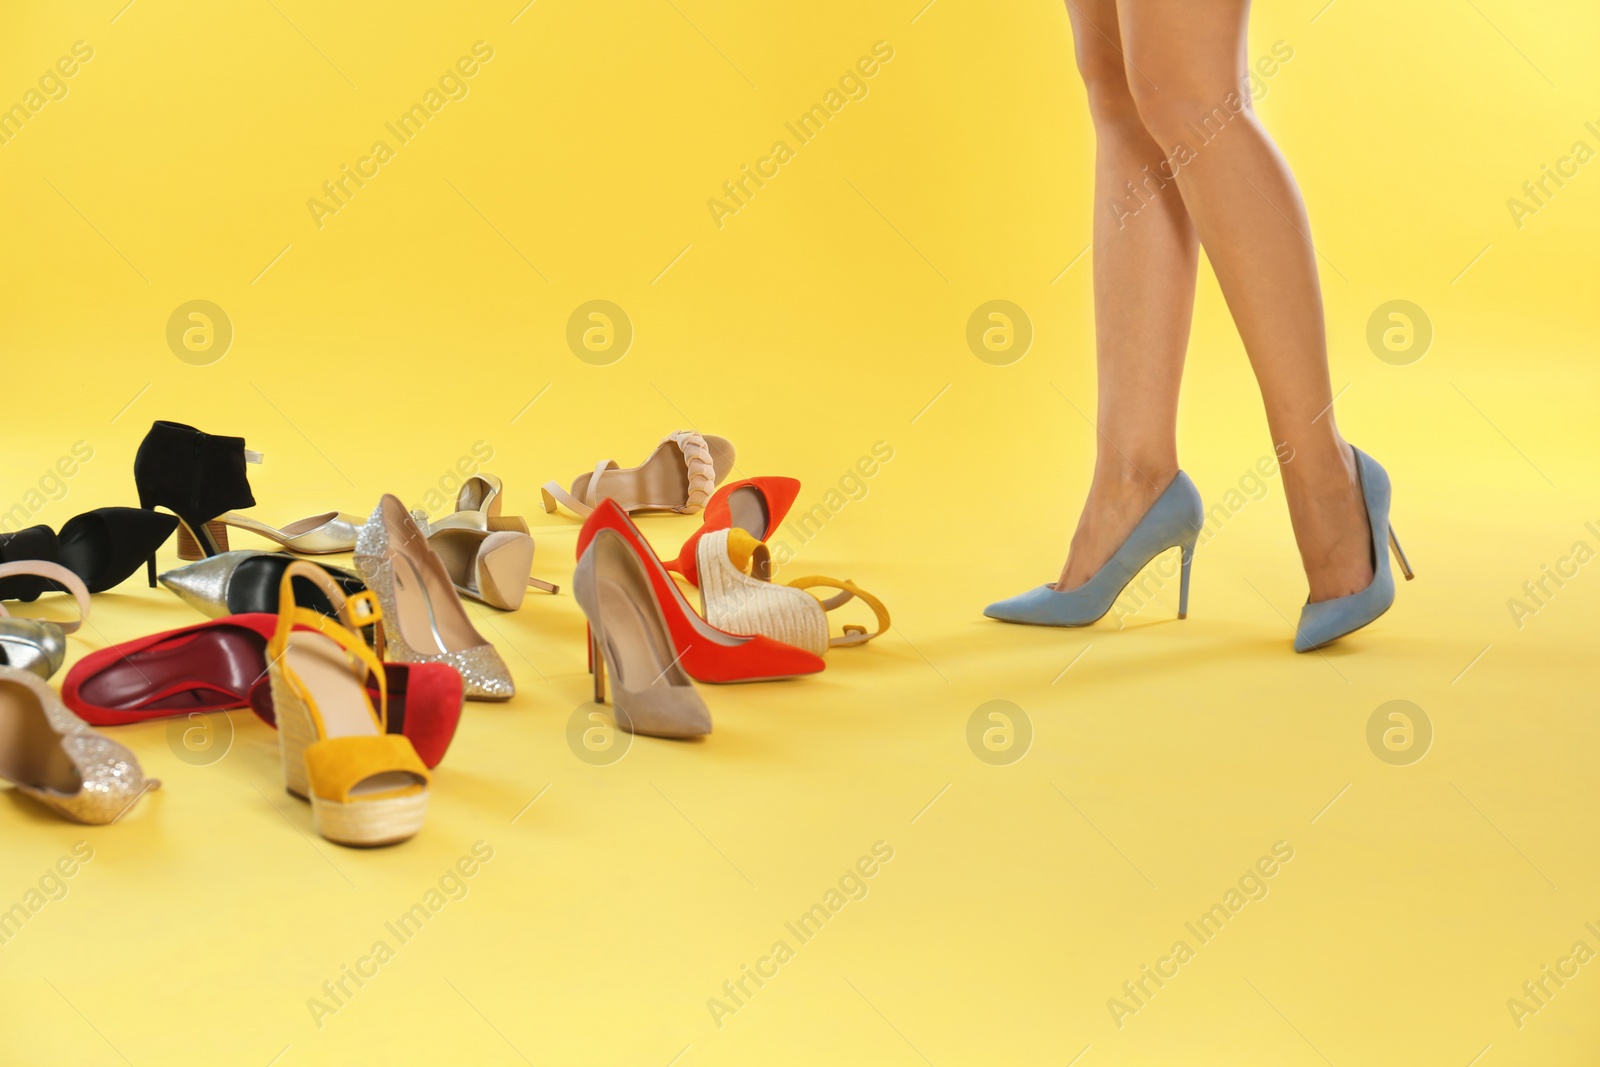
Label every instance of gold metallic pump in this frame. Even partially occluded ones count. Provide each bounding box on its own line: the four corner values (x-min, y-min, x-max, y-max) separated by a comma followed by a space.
354, 495, 515, 701
267, 561, 428, 847
0, 561, 92, 680
409, 474, 558, 611
0, 667, 159, 824
426, 474, 528, 534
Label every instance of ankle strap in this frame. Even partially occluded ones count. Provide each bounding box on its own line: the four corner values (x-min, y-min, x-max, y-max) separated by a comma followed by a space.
0, 561, 90, 634
786, 575, 890, 648
268, 561, 387, 728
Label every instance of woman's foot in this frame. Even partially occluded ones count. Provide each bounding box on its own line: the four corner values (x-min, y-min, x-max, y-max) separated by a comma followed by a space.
1057, 463, 1178, 590
1286, 441, 1374, 603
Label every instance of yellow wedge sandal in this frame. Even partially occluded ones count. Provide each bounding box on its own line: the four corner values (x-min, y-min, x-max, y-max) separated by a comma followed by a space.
267, 560, 429, 847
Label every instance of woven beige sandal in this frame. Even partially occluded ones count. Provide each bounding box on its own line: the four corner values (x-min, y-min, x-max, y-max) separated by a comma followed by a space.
695, 529, 889, 656
268, 561, 429, 847
542, 431, 735, 518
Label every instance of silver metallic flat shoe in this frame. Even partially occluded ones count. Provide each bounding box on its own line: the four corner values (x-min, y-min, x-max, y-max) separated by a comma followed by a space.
159, 550, 367, 619
0, 666, 159, 824
355, 495, 514, 701
0, 561, 90, 680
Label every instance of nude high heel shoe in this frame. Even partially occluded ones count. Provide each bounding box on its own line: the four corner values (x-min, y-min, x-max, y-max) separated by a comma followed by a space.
984, 471, 1204, 626
573, 529, 711, 739
354, 495, 514, 701
0, 667, 159, 824
1293, 447, 1414, 652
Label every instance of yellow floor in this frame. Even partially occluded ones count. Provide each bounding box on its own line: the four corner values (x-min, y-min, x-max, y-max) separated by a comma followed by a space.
4, 0, 1599, 1063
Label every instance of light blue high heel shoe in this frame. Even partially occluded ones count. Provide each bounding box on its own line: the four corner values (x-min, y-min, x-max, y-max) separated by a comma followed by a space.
1294, 447, 1414, 652
985, 472, 1204, 627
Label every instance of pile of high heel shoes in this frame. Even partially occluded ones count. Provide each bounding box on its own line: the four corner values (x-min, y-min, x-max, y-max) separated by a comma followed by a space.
3, 418, 1413, 844
2, 422, 891, 845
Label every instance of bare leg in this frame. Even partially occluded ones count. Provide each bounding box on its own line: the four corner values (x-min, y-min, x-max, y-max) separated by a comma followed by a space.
1057, 0, 1199, 591
1116, 0, 1371, 601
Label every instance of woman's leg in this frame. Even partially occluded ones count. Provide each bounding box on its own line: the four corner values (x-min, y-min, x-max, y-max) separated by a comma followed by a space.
1116, 0, 1372, 602
1057, 0, 1200, 592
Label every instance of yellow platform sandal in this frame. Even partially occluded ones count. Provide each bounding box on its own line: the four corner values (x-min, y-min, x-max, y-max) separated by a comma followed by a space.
267, 560, 429, 847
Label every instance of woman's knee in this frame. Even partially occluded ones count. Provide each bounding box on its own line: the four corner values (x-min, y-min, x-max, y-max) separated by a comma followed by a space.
1070, 15, 1142, 126
1123, 41, 1247, 148
1127, 73, 1249, 149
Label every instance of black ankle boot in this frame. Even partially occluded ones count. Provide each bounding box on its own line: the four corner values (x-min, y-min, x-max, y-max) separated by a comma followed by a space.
133, 421, 256, 586
0, 525, 61, 602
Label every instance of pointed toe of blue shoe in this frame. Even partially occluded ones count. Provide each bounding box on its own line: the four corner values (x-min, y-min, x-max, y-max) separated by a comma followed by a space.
984, 586, 1060, 625
983, 470, 1206, 629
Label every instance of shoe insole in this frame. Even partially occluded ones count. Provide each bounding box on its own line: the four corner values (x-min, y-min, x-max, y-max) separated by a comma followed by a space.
725, 486, 772, 539
80, 629, 267, 712
285, 633, 412, 798
0, 679, 79, 793
598, 577, 678, 692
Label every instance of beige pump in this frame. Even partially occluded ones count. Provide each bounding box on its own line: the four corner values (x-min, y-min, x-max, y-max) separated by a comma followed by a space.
543, 431, 736, 518
573, 528, 711, 739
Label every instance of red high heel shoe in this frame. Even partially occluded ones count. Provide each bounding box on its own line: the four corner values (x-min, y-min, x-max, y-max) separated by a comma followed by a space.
660, 477, 802, 586
61, 614, 462, 767
575, 499, 824, 684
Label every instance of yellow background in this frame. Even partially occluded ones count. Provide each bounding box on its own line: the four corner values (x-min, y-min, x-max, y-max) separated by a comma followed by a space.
2, 0, 1598, 1063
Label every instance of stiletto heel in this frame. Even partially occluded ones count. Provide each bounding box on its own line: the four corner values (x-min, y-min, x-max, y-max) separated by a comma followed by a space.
1177, 539, 1196, 620
591, 630, 606, 704
985, 472, 1205, 627
585, 622, 593, 674
1293, 447, 1411, 651
146, 554, 157, 589
1388, 526, 1414, 581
